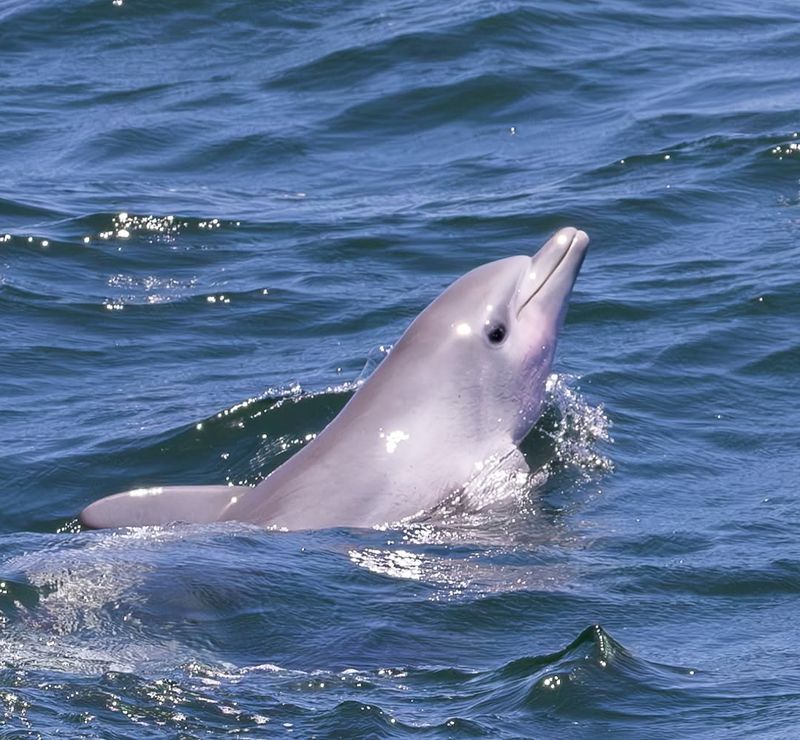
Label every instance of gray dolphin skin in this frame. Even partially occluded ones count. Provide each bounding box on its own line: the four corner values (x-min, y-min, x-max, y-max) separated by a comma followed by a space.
80, 227, 590, 531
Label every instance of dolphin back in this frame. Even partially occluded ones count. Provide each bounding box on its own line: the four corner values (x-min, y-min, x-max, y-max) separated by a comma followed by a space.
79, 485, 248, 529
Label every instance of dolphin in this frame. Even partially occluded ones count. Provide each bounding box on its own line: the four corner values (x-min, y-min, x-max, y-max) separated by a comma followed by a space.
80, 227, 590, 531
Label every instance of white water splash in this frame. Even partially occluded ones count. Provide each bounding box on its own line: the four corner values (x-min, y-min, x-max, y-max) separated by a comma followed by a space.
545, 373, 614, 475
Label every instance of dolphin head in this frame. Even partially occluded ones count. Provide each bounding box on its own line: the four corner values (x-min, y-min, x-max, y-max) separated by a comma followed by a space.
390, 227, 589, 447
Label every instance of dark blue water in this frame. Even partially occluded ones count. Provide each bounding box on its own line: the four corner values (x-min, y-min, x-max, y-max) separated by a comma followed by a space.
2, 0, 800, 735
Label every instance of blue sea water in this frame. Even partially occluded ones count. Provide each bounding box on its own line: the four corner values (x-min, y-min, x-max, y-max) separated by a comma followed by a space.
1, 0, 800, 735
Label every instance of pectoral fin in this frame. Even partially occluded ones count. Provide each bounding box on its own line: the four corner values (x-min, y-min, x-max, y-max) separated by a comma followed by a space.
79, 485, 249, 529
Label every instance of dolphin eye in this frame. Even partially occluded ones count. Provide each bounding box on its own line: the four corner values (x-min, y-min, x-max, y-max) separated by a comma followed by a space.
486, 323, 507, 345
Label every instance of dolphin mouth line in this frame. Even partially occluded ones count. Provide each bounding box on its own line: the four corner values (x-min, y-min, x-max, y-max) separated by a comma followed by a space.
515, 230, 581, 318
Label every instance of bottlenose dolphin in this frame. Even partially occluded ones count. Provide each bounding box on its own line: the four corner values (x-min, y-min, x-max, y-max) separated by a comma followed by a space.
80, 227, 589, 531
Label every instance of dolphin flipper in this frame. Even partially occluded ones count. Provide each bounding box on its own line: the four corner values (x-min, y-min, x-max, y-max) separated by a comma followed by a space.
79, 485, 248, 529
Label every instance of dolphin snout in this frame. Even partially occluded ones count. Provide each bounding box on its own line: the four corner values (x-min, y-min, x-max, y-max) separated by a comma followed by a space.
515, 226, 589, 317
528, 226, 589, 283
547, 227, 589, 254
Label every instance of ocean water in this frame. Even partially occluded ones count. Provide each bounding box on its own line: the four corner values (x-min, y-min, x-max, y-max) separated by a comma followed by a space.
1, 0, 799, 735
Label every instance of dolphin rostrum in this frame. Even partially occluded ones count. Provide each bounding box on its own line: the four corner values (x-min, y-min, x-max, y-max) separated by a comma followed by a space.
80, 227, 590, 531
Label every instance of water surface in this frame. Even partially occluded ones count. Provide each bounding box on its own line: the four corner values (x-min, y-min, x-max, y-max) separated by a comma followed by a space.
1, 0, 799, 736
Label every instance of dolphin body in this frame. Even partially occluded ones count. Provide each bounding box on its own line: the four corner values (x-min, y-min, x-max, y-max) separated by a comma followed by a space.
80, 227, 589, 531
